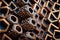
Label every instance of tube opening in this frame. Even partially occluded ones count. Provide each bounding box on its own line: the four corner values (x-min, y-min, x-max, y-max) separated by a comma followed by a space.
11, 16, 16, 22
29, 8, 33, 13
16, 26, 21, 32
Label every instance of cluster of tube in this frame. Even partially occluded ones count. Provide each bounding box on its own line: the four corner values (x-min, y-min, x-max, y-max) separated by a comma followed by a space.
0, 0, 60, 40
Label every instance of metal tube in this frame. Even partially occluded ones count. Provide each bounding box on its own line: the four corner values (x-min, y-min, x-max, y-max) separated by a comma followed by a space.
7, 14, 18, 23
12, 24, 23, 34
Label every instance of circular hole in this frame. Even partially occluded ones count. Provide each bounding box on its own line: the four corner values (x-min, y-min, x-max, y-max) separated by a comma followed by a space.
16, 26, 21, 32
34, 29, 39, 34
37, 23, 40, 27
40, 31, 43, 34
35, 14, 38, 19
29, 8, 33, 13
31, 20, 35, 25
36, 5, 39, 10
11, 16, 16, 22
24, 0, 27, 2
39, 15, 43, 20
29, 0, 35, 4
30, 33, 34, 36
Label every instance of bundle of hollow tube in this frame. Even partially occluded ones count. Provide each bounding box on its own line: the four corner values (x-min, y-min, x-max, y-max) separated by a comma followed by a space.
0, 0, 60, 40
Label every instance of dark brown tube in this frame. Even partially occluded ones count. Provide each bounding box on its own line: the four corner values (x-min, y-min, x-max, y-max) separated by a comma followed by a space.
26, 32, 36, 39
7, 14, 18, 23
21, 22, 36, 31
12, 24, 23, 34
17, 5, 34, 20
